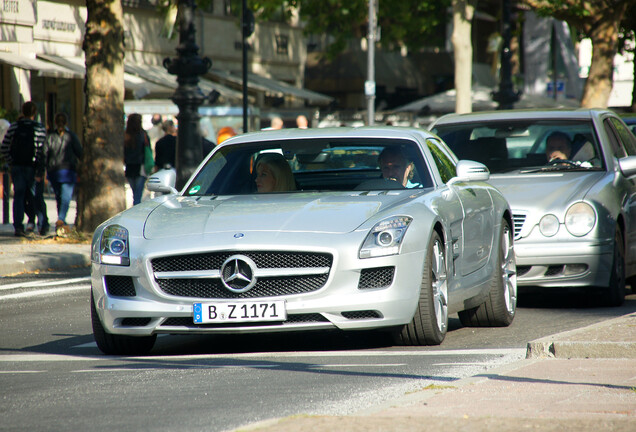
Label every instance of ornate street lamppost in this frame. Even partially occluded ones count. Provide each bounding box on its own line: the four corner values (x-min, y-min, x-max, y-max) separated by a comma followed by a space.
492, 0, 520, 110
164, 0, 211, 190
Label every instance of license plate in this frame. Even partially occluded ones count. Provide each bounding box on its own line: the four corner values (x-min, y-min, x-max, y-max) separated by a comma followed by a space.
193, 300, 286, 324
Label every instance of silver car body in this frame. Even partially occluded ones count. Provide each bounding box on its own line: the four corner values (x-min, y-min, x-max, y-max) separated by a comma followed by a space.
431, 109, 636, 300
91, 127, 514, 352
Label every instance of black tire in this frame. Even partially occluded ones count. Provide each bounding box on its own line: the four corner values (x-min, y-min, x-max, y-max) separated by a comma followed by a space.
91, 291, 156, 355
458, 219, 517, 327
394, 230, 448, 346
602, 228, 626, 307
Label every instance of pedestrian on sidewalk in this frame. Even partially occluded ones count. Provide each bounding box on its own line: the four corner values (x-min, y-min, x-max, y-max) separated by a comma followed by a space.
154, 119, 177, 170
0, 101, 46, 237
43, 112, 82, 235
124, 113, 152, 205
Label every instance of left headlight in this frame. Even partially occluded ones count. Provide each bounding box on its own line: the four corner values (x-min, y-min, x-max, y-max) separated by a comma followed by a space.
359, 216, 412, 259
565, 202, 596, 237
97, 224, 130, 266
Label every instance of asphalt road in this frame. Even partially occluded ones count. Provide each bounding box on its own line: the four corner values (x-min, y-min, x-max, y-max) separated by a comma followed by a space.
1, 269, 635, 432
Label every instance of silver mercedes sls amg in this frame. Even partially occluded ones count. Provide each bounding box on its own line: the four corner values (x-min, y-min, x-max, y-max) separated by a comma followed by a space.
431, 109, 636, 306
90, 127, 516, 355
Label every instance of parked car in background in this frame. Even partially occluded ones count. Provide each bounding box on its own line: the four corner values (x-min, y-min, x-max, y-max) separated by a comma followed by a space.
620, 114, 636, 136
91, 127, 516, 355
431, 109, 636, 306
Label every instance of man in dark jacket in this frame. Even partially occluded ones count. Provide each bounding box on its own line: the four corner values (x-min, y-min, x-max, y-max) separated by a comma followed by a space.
0, 101, 46, 237
43, 112, 83, 234
154, 120, 177, 170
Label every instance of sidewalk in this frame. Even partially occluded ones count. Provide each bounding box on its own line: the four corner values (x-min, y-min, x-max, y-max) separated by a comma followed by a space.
0, 194, 91, 276
237, 313, 636, 432
1, 196, 634, 432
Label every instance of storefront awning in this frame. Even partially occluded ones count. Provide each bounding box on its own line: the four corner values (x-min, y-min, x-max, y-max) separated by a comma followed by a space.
37, 54, 174, 99
123, 63, 243, 101
208, 69, 333, 105
0, 52, 80, 79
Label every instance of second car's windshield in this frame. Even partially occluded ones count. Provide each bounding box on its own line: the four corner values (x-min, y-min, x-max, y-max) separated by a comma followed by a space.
432, 119, 604, 173
184, 138, 433, 196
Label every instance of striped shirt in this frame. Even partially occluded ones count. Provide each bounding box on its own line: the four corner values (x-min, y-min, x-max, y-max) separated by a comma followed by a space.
0, 118, 47, 175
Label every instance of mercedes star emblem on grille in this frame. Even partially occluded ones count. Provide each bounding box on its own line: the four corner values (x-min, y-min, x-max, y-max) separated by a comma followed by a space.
220, 255, 257, 293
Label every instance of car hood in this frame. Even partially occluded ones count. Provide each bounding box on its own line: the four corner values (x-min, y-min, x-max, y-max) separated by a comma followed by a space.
143, 191, 417, 239
488, 171, 604, 210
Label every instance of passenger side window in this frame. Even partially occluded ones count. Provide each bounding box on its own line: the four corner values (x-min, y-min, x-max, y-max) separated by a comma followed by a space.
427, 138, 457, 183
604, 119, 628, 158
609, 118, 636, 156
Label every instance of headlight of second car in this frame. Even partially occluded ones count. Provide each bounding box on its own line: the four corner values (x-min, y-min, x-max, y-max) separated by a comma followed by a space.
565, 202, 596, 237
98, 225, 130, 266
359, 216, 412, 258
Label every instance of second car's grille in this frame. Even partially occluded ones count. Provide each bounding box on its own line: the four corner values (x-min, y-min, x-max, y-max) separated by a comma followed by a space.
156, 274, 329, 298
512, 213, 526, 239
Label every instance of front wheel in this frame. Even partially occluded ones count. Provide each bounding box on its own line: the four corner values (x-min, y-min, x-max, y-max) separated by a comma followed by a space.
394, 230, 448, 346
91, 291, 157, 355
458, 218, 517, 327
601, 228, 625, 307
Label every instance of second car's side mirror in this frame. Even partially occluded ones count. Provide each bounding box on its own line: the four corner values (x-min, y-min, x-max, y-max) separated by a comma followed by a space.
618, 155, 636, 178
147, 168, 178, 195
448, 160, 490, 184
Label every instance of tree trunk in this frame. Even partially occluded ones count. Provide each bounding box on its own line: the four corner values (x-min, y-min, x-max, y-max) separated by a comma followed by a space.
452, 0, 475, 114
78, 0, 127, 233
581, 15, 622, 107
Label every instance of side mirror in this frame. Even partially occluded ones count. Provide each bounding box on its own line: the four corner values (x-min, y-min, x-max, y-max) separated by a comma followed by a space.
147, 168, 178, 194
618, 155, 636, 178
448, 160, 490, 184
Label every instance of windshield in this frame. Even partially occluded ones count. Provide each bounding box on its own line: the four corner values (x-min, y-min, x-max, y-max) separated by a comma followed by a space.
432, 119, 604, 173
184, 138, 433, 196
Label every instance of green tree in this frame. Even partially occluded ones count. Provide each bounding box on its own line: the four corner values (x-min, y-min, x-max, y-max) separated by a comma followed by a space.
525, 0, 630, 108
78, 0, 127, 233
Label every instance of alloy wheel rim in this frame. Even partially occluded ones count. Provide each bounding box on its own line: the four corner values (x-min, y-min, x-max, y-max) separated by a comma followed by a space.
431, 239, 448, 333
501, 225, 517, 314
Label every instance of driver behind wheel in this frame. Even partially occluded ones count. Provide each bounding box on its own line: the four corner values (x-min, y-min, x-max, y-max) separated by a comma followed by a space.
378, 147, 420, 188
545, 131, 572, 162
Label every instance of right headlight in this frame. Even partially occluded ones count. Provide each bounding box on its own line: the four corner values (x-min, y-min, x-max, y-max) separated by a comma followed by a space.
97, 224, 130, 266
565, 202, 596, 237
359, 216, 412, 259
539, 214, 559, 237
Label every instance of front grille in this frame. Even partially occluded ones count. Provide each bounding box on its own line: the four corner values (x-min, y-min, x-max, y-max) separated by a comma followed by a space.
512, 213, 526, 239
342, 310, 382, 320
152, 251, 332, 272
105, 275, 136, 297
151, 251, 332, 299
161, 313, 329, 328
156, 274, 328, 298
358, 266, 394, 289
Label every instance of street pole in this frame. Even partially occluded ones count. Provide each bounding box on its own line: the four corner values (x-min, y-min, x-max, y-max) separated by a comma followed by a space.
493, 0, 519, 110
242, 0, 249, 133
164, 0, 211, 190
365, 0, 376, 126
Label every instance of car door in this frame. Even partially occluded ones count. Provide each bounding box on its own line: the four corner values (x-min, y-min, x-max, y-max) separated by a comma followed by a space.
426, 138, 494, 277
605, 116, 636, 270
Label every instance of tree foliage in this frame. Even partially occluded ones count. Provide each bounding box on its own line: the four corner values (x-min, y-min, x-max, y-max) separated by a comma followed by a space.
524, 0, 630, 107
234, 0, 448, 57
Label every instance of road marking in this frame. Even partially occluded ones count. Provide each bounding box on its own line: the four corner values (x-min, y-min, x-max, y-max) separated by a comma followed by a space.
0, 277, 91, 291
0, 348, 526, 363
0, 285, 90, 300
0, 370, 45, 374
315, 364, 406, 368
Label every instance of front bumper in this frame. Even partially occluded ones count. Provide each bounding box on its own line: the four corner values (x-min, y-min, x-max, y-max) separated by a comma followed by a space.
91, 235, 427, 337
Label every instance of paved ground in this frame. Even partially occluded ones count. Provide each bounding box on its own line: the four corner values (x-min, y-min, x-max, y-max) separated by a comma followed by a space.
1, 193, 634, 432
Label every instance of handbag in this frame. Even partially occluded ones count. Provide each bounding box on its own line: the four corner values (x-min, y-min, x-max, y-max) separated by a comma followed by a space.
142, 132, 154, 176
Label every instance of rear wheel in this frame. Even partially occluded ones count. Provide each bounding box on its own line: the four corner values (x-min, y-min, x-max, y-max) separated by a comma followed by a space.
91, 291, 156, 355
601, 228, 625, 307
458, 218, 517, 327
394, 230, 448, 345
